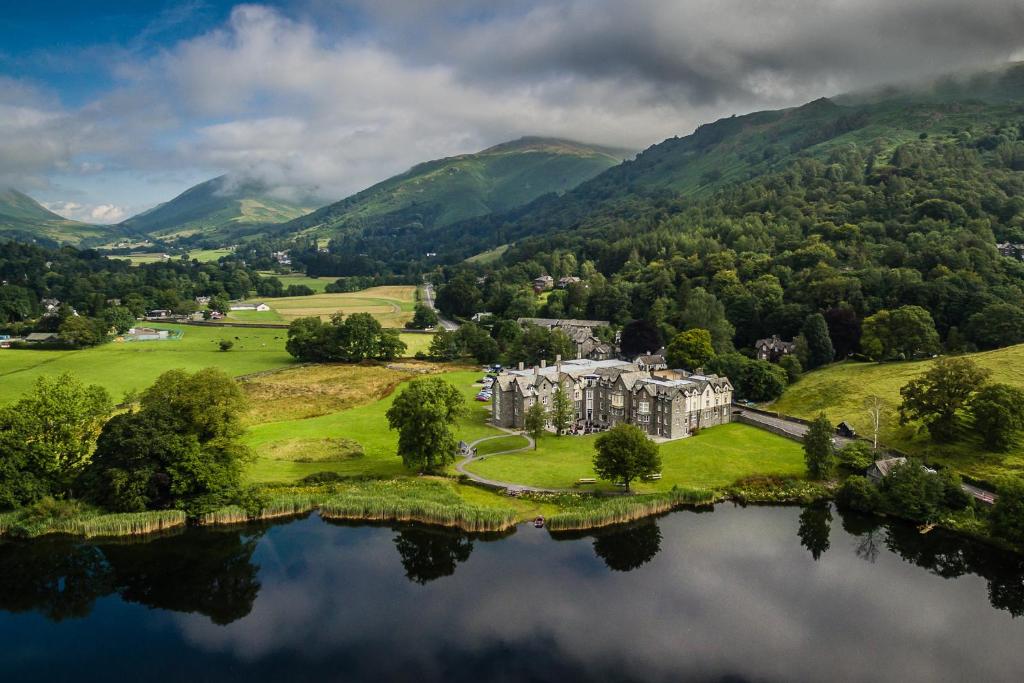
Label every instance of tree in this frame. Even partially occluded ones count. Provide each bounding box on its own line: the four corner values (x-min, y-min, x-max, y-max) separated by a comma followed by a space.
454, 323, 500, 364
899, 357, 990, 442
966, 303, 1024, 350
680, 288, 735, 353
511, 325, 572, 366
824, 306, 861, 359
801, 313, 834, 369
0, 374, 112, 507
285, 313, 405, 362
779, 354, 802, 382
803, 413, 834, 480
837, 441, 875, 471
218, 340, 234, 352
863, 395, 888, 450
385, 377, 465, 472
879, 459, 944, 523
208, 295, 230, 314
103, 306, 136, 335
861, 306, 940, 361
407, 303, 439, 330
991, 478, 1024, 546
428, 328, 459, 361
82, 368, 250, 513
835, 476, 881, 513
969, 384, 1024, 451
524, 399, 547, 449
551, 386, 573, 436
665, 328, 715, 370
706, 352, 787, 402
59, 316, 104, 347
435, 276, 481, 319
592, 424, 661, 490
620, 319, 663, 356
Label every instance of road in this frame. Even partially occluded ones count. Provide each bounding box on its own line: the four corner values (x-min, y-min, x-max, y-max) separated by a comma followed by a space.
455, 432, 573, 493
421, 279, 458, 330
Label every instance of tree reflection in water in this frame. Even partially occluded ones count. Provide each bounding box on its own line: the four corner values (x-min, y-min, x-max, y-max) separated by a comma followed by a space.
393, 526, 474, 585
0, 527, 263, 624
592, 520, 663, 572
797, 503, 832, 561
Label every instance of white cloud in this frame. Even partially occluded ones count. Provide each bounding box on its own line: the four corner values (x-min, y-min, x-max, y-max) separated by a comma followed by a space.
4, 1, 1024, 211
43, 200, 127, 224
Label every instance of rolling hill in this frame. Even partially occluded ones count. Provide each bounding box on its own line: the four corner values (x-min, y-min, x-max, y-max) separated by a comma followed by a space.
118, 175, 314, 245
0, 189, 119, 246
275, 137, 632, 242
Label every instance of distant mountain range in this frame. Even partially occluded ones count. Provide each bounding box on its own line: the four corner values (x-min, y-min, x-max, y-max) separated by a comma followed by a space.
0, 189, 118, 246
115, 175, 313, 244
273, 136, 632, 241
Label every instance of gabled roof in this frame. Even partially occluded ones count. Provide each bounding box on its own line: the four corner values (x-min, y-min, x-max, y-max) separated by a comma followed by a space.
870, 457, 907, 478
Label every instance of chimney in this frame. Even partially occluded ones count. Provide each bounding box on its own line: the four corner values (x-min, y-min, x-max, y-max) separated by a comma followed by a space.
518, 361, 524, 371
556, 354, 562, 374
534, 365, 539, 378
540, 359, 547, 369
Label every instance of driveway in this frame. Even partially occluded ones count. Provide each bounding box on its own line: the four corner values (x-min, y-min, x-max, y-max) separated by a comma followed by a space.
456, 432, 573, 493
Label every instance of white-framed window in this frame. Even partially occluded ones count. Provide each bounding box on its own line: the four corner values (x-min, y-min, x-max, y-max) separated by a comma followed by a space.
638, 400, 650, 414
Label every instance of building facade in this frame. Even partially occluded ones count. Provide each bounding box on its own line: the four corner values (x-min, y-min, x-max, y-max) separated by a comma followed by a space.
492, 358, 732, 440
755, 335, 797, 362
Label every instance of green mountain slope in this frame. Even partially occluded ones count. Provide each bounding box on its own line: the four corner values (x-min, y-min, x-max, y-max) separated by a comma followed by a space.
277, 137, 631, 241
0, 189, 117, 246
119, 175, 313, 244
409, 62, 1024, 263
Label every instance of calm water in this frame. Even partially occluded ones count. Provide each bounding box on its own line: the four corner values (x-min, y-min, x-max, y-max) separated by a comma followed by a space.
1, 504, 1023, 682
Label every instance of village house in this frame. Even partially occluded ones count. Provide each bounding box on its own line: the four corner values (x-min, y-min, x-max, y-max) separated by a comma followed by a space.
195, 296, 211, 306
24, 332, 60, 344
634, 352, 668, 372
557, 276, 582, 289
997, 242, 1024, 260
532, 274, 555, 292
866, 457, 907, 484
516, 317, 618, 360
492, 357, 733, 440
755, 334, 797, 362
146, 309, 172, 319
229, 301, 271, 312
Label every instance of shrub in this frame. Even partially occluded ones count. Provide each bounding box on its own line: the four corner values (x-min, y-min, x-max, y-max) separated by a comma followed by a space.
835, 476, 881, 513
837, 441, 875, 471
991, 478, 1024, 546
879, 459, 944, 522
219, 339, 234, 351
299, 471, 345, 485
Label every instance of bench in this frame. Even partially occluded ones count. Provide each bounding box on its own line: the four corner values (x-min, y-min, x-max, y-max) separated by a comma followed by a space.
576, 477, 597, 485
644, 473, 663, 481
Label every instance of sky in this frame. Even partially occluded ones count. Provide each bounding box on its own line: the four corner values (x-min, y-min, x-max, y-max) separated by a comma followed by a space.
2, 0, 1024, 223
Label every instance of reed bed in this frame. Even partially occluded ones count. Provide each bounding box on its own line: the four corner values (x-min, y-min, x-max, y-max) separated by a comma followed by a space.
198, 493, 318, 526
545, 487, 717, 532
2, 509, 186, 539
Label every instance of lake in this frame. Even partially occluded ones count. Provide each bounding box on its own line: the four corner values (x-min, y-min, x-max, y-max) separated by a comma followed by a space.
1, 504, 1022, 682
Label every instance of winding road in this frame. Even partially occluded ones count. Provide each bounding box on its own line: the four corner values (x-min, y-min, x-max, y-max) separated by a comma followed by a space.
421, 279, 459, 331
456, 432, 574, 493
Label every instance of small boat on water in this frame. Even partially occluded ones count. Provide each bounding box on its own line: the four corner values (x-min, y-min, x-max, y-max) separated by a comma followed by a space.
533, 516, 545, 528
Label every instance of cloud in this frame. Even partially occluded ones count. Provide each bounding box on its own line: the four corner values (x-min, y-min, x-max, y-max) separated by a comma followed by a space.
4, 1, 1024, 210
43, 200, 128, 224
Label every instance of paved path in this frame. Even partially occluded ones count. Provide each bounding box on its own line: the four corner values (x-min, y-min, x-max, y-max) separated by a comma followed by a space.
421, 279, 459, 330
456, 431, 574, 493
733, 407, 857, 448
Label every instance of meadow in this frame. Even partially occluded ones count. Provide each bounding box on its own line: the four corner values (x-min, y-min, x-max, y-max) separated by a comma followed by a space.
464, 423, 806, 493
242, 365, 502, 483
0, 324, 293, 404
766, 344, 1024, 483
258, 271, 333, 293
228, 285, 417, 328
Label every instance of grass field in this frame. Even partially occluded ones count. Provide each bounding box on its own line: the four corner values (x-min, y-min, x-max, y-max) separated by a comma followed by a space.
227, 285, 417, 328
465, 423, 805, 493
766, 344, 1024, 482
189, 248, 234, 263
0, 325, 293, 404
243, 366, 501, 483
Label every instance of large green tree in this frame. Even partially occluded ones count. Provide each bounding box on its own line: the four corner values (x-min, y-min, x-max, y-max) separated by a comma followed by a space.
407, 302, 439, 330
665, 328, 715, 370
524, 399, 547, 449
592, 423, 661, 491
800, 313, 834, 369
991, 478, 1024, 546
969, 384, 1024, 451
803, 414, 834, 480
82, 368, 251, 513
861, 306, 940, 361
551, 386, 574, 436
899, 357, 991, 442
0, 374, 112, 507
679, 288, 735, 354
385, 377, 465, 472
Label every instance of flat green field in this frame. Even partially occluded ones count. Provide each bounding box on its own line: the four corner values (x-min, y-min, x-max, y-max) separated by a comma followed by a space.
258, 272, 332, 293
766, 344, 1024, 482
244, 369, 502, 483
465, 423, 805, 493
0, 325, 294, 404
189, 248, 233, 263
228, 285, 417, 328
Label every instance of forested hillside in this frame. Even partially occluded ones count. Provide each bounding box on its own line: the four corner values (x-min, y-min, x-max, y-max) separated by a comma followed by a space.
0, 190, 121, 247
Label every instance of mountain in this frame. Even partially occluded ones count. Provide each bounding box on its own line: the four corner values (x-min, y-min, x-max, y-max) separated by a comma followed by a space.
118, 175, 314, 244
276, 137, 632, 241
0, 189, 117, 246
406, 61, 1024, 263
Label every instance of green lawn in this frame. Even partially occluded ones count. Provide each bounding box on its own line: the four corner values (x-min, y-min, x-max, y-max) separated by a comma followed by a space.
189, 248, 233, 263
465, 423, 805, 492
258, 271, 333, 293
474, 435, 530, 456
399, 332, 432, 357
767, 345, 1024, 483
244, 370, 503, 483
227, 309, 285, 323
0, 325, 294, 404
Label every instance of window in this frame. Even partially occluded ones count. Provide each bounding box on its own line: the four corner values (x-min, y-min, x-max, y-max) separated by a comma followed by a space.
638, 400, 650, 414
611, 392, 624, 408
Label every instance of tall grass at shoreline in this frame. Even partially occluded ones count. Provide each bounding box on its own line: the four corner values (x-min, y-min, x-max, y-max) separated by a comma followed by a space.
0, 505, 186, 539
545, 487, 717, 532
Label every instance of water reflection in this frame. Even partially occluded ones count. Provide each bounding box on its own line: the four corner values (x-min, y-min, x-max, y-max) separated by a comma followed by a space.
797, 503, 832, 561
0, 526, 263, 624
393, 526, 474, 584
591, 520, 663, 572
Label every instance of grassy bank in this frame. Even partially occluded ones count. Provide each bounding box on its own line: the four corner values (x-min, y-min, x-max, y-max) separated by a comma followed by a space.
0, 502, 186, 539
544, 487, 717, 531
465, 423, 806, 492
766, 345, 1024, 483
